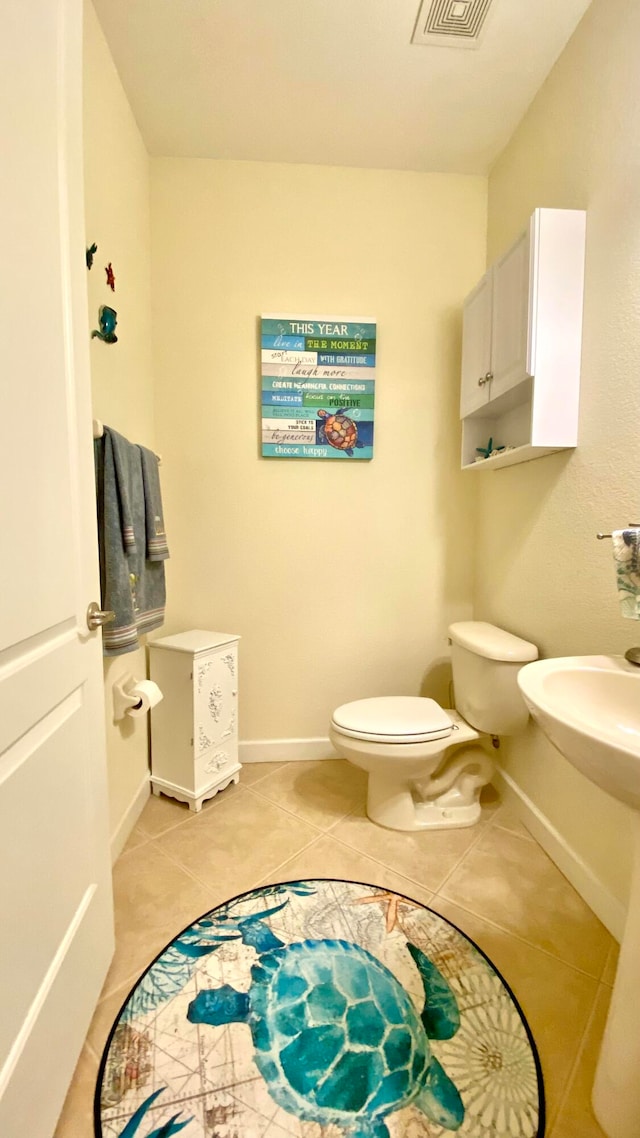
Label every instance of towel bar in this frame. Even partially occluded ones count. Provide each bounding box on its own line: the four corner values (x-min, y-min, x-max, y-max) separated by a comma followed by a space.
597, 524, 640, 539
92, 418, 162, 464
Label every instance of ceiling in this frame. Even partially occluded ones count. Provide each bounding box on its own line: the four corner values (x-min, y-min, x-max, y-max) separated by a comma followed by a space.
92, 0, 592, 174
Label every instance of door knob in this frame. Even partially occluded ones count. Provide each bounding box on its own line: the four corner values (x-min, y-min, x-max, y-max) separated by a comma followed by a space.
87, 602, 115, 631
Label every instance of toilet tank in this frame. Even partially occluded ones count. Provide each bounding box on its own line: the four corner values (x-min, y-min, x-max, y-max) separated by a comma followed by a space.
449, 621, 538, 735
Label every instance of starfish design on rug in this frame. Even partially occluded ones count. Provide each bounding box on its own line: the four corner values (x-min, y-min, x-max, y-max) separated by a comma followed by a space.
352, 890, 420, 933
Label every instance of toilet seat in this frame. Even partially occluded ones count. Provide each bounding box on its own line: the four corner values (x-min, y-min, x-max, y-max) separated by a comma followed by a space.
331, 696, 454, 744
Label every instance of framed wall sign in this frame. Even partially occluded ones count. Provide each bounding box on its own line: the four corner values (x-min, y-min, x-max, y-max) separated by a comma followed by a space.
261, 314, 376, 460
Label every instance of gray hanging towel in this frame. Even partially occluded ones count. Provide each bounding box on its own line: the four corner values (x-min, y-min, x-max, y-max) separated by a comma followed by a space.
139, 445, 170, 561
95, 428, 168, 656
108, 427, 138, 554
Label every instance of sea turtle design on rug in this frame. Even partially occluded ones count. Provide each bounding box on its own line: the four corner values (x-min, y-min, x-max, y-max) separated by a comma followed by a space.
188, 934, 465, 1136
317, 408, 365, 455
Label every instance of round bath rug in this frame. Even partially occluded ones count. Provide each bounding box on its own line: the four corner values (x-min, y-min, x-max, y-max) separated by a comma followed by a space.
95, 879, 544, 1138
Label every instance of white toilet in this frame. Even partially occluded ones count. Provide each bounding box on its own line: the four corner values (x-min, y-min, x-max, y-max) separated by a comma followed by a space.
329, 621, 538, 831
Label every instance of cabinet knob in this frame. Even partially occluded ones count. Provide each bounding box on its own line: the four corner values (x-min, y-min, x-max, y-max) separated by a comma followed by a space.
477, 376, 485, 387
485, 371, 493, 382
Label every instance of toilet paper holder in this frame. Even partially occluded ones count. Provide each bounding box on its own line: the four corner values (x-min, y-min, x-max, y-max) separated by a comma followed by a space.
113, 674, 162, 720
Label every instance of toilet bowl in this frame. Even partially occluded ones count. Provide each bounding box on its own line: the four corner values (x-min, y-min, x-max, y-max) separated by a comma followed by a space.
330, 622, 538, 832
330, 699, 492, 831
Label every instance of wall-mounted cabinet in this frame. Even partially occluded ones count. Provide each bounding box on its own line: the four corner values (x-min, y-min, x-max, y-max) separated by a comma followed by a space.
460, 208, 586, 470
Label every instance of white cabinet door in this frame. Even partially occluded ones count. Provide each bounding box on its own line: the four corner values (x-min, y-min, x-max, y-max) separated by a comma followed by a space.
460, 272, 493, 417
0, 3, 114, 1135
194, 646, 238, 760
490, 226, 532, 400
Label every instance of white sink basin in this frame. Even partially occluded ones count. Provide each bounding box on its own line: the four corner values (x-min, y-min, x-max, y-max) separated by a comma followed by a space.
517, 653, 640, 1138
517, 654, 640, 808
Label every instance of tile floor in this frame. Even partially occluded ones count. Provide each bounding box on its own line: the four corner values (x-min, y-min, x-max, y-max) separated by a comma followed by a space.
55, 759, 617, 1137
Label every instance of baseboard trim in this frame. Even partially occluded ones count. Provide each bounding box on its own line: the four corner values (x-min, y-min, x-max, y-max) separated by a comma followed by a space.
239, 737, 334, 764
110, 771, 150, 864
493, 765, 626, 943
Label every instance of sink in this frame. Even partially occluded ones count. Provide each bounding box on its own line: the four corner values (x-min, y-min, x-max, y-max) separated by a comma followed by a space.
517, 654, 640, 809
517, 653, 640, 1138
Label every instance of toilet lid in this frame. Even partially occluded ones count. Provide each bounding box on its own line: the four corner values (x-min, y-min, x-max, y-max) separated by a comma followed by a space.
331, 697, 454, 743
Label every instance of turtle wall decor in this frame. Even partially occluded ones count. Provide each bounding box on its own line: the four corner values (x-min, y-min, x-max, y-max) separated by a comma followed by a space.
317, 408, 365, 456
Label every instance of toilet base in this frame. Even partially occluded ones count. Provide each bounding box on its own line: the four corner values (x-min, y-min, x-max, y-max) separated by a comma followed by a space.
366, 755, 490, 832
330, 715, 494, 833
413, 797, 481, 830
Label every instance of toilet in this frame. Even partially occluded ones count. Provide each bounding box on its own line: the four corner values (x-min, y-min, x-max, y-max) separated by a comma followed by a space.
329, 621, 538, 831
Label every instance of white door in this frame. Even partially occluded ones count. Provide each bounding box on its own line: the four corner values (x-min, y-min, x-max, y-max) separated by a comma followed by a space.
0, 3, 114, 1136
490, 225, 532, 400
460, 271, 493, 417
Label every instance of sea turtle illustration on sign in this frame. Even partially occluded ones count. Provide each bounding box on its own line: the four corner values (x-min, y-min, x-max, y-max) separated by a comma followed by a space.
188, 935, 465, 1136
317, 408, 365, 456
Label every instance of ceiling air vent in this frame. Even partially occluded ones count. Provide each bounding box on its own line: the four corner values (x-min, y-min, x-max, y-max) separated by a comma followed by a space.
412, 0, 494, 48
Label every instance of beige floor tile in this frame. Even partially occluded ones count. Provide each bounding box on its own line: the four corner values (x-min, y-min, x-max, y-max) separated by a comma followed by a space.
262, 832, 435, 909
53, 1045, 97, 1138
136, 790, 193, 836
121, 823, 149, 854
137, 780, 241, 838
239, 760, 284, 786
433, 897, 601, 1129
155, 785, 319, 896
103, 842, 213, 996
440, 825, 613, 978
86, 977, 135, 1063
479, 782, 502, 816
249, 759, 367, 829
550, 985, 611, 1138
601, 939, 619, 986
490, 800, 536, 841
331, 804, 483, 891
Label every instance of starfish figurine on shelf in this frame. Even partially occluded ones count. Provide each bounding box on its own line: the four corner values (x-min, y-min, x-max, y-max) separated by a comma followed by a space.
476, 436, 505, 460
352, 890, 420, 933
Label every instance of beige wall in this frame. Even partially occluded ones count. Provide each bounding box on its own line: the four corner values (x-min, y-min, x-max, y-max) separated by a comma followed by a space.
83, 1, 155, 846
151, 160, 486, 741
479, 0, 640, 907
